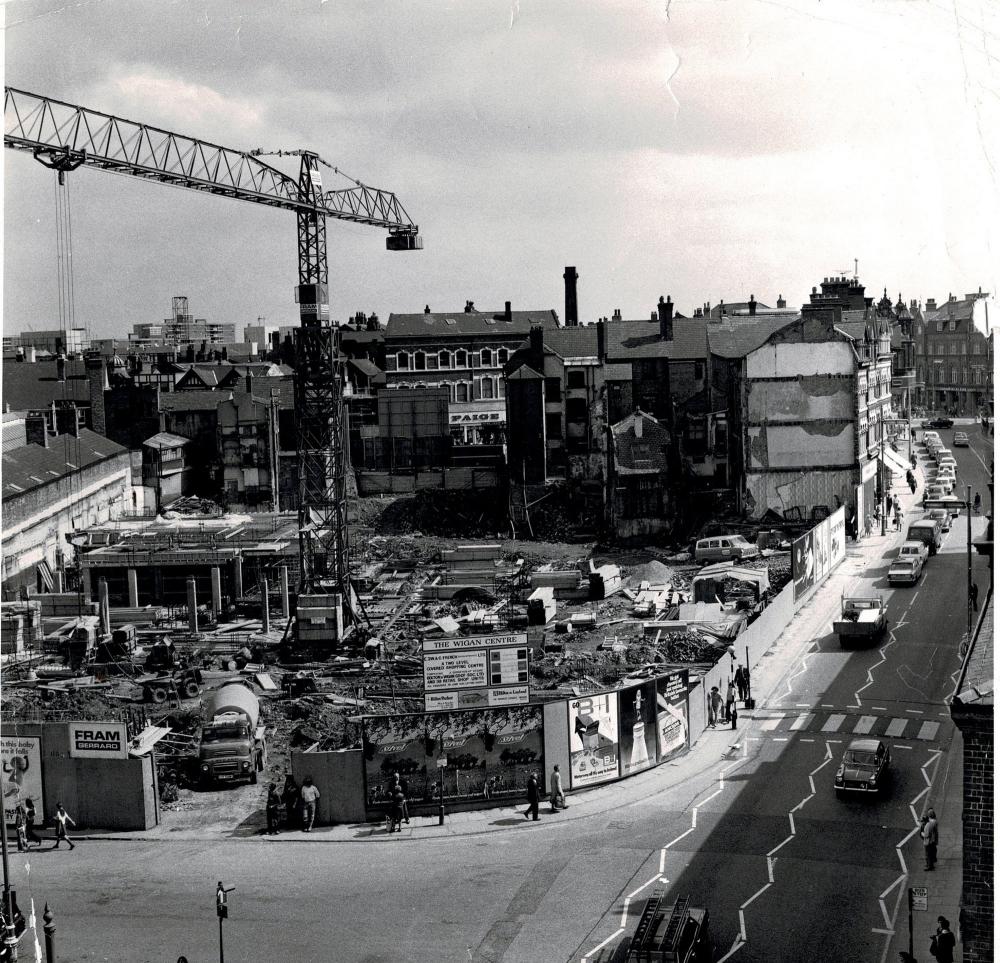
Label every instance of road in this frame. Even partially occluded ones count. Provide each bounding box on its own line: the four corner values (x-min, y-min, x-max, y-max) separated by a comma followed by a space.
7, 429, 991, 963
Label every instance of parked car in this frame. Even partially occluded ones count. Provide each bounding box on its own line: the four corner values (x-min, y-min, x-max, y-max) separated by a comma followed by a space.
924, 417, 954, 428
925, 508, 953, 533
888, 557, 922, 585
923, 485, 949, 505
934, 447, 954, 463
931, 472, 954, 494
953, 432, 969, 447
922, 431, 940, 442
907, 518, 943, 555
835, 738, 891, 796
694, 534, 760, 565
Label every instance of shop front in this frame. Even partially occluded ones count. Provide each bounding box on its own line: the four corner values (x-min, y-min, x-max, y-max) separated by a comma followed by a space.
449, 401, 506, 445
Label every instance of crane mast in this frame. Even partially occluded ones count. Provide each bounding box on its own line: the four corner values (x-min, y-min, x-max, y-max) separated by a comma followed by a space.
5, 86, 422, 636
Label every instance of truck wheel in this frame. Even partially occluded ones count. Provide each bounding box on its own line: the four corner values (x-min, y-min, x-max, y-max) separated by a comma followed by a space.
183, 681, 199, 699
150, 686, 168, 704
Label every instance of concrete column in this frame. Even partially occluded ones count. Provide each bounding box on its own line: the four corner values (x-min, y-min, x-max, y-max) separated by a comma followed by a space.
54, 549, 65, 593
334, 592, 344, 643
127, 568, 139, 608
232, 555, 244, 598
280, 565, 290, 620
187, 577, 199, 634
81, 566, 93, 602
211, 566, 223, 617
261, 579, 271, 634
98, 579, 110, 635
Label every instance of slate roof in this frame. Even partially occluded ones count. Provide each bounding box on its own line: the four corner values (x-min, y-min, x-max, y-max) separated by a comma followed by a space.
611, 410, 670, 474
544, 326, 601, 359
246, 380, 296, 408
2, 428, 127, 502
158, 390, 233, 412
348, 358, 383, 379
604, 319, 709, 361
386, 309, 560, 340
708, 314, 803, 359
2, 359, 92, 410
926, 297, 978, 323
954, 591, 994, 707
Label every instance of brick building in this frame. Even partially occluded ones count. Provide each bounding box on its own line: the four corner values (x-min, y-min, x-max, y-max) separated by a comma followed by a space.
606, 410, 673, 540
914, 291, 993, 416
951, 590, 993, 963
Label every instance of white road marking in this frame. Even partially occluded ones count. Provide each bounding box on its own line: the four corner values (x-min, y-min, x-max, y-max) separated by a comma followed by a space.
794, 703, 810, 708
853, 715, 877, 734
790, 713, 813, 731
917, 721, 940, 741
760, 717, 782, 731
905, 708, 923, 715
894, 744, 913, 750
822, 714, 846, 732
772, 737, 788, 742
821, 703, 835, 708
799, 738, 815, 742
580, 927, 624, 960
885, 718, 908, 737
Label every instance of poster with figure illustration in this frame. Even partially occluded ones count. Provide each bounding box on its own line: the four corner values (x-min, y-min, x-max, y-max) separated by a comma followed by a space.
567, 692, 620, 788
655, 672, 690, 762
618, 681, 658, 776
1, 735, 43, 825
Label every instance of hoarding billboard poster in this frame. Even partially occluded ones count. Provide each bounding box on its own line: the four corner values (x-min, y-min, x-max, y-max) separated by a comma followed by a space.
1, 735, 43, 824
618, 681, 658, 776
69, 721, 128, 759
829, 506, 846, 568
362, 706, 542, 814
656, 672, 689, 762
567, 692, 620, 788
792, 528, 817, 602
814, 517, 831, 584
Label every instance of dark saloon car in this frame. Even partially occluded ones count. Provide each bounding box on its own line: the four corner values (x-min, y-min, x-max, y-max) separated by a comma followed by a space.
835, 738, 891, 796
923, 417, 954, 428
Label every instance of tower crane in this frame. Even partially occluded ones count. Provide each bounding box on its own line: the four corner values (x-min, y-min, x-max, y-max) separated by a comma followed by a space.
4, 86, 422, 636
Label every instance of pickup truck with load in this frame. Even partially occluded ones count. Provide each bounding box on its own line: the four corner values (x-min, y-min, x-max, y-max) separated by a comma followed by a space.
196, 683, 267, 786
833, 596, 888, 647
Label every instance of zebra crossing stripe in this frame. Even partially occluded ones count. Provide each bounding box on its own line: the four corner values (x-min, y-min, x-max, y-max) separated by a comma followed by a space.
821, 714, 846, 733
853, 715, 877, 735
917, 721, 940, 741
885, 718, 908, 737
790, 713, 814, 731
761, 717, 783, 731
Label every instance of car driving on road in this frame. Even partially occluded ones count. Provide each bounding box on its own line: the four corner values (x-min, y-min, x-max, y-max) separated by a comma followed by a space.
925, 508, 953, 533
835, 738, 891, 796
953, 431, 969, 447
923, 417, 954, 428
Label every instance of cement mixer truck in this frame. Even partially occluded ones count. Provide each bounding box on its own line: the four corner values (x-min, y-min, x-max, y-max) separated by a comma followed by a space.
196, 683, 267, 787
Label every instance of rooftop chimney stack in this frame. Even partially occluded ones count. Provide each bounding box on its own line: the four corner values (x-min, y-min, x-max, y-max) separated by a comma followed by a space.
424, 305, 431, 314
749, 295, 758, 317
504, 301, 512, 323
777, 294, 786, 309
658, 295, 674, 341
563, 266, 579, 327
529, 324, 545, 367
596, 320, 606, 362
926, 297, 937, 311
613, 308, 622, 322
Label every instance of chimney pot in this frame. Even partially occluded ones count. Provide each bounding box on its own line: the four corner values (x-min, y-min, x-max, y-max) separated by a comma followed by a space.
749, 295, 758, 317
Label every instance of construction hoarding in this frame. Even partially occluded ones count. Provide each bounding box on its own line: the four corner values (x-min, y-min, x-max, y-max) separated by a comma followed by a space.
656, 672, 689, 761
422, 633, 530, 711
567, 692, 620, 788
793, 505, 847, 607
618, 680, 658, 776
362, 705, 543, 814
1, 734, 44, 824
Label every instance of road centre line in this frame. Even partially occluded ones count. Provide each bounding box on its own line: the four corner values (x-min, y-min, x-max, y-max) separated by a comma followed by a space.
740, 883, 772, 911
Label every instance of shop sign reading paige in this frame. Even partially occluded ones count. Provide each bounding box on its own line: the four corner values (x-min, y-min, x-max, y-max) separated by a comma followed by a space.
69, 721, 128, 759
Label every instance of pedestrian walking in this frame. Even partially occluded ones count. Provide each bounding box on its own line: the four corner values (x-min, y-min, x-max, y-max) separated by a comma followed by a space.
392, 772, 410, 824
282, 773, 300, 830
265, 783, 282, 835
53, 803, 75, 850
709, 686, 723, 728
523, 773, 540, 821
864, 514, 873, 538
886, 492, 894, 517
549, 765, 566, 812
970, 582, 979, 611
909, 474, 918, 495
930, 916, 956, 963
23, 798, 41, 847
910, 453, 918, 470
299, 776, 320, 832
725, 681, 736, 723
894, 507, 902, 532
734, 665, 748, 702
920, 809, 939, 870
973, 492, 982, 514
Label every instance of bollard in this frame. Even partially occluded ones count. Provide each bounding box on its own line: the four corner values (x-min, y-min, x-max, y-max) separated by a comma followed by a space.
43, 903, 54, 963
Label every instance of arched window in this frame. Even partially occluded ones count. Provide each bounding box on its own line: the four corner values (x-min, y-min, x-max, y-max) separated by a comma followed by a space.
456, 382, 469, 403
439, 350, 450, 368
497, 378, 505, 399
456, 350, 467, 368
414, 351, 427, 371
497, 347, 509, 364
397, 352, 410, 370
481, 378, 494, 400
481, 348, 492, 367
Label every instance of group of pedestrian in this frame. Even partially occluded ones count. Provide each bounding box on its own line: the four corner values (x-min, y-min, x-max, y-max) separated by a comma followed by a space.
12, 799, 75, 851
522, 766, 567, 821
387, 772, 410, 832
263, 773, 320, 834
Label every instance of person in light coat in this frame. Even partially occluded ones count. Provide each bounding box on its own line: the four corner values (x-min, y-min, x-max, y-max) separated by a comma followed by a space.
550, 765, 566, 812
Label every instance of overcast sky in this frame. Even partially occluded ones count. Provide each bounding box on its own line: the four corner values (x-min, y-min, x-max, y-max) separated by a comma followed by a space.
3, 0, 998, 338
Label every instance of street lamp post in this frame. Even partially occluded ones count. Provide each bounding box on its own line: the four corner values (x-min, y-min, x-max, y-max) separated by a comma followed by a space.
1, 807, 18, 963
216, 882, 235, 963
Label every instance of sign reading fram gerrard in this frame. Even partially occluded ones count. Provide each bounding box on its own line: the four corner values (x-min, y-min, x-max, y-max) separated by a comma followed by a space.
69, 721, 128, 759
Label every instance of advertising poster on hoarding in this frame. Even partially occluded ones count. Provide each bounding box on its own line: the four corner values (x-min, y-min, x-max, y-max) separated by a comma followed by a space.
69, 721, 128, 759
567, 692, 620, 788
656, 672, 689, 762
618, 681, 658, 776
1, 735, 44, 824
829, 506, 847, 568
792, 528, 816, 603
813, 517, 831, 584
362, 706, 543, 814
